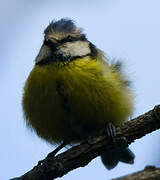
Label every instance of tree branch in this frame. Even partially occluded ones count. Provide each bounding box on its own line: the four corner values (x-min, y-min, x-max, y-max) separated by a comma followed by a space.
11, 105, 160, 180
114, 166, 160, 180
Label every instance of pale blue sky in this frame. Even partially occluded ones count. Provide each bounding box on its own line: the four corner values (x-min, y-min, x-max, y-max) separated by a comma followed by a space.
1, 0, 160, 179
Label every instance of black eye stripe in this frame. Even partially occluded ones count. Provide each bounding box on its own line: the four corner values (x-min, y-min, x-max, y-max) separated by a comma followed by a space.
43, 39, 58, 52
44, 35, 87, 48
57, 35, 87, 44
44, 39, 54, 46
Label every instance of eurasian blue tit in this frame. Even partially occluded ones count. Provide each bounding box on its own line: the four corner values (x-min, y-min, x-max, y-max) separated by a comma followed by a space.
22, 18, 135, 169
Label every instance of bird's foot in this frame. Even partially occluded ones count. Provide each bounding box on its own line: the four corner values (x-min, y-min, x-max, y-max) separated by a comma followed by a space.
48, 142, 66, 157
105, 122, 116, 142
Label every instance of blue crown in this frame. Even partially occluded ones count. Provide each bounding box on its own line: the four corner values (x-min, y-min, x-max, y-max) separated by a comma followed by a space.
44, 18, 76, 35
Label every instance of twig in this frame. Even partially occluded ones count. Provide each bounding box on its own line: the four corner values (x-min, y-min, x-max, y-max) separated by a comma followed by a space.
114, 166, 160, 180
10, 105, 160, 180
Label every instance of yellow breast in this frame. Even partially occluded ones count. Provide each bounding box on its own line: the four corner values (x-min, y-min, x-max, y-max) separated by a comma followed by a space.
22, 57, 134, 144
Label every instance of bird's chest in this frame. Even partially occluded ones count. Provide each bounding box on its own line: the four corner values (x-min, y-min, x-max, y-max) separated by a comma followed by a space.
29, 60, 107, 126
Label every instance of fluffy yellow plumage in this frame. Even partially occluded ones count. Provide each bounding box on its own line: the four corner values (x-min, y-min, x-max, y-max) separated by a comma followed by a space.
22, 18, 135, 169
23, 54, 133, 143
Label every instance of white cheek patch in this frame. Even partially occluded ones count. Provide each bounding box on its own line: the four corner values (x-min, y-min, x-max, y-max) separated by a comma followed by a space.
58, 41, 91, 57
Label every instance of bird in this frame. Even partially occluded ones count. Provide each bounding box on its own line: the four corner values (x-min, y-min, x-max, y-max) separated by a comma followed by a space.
22, 18, 135, 170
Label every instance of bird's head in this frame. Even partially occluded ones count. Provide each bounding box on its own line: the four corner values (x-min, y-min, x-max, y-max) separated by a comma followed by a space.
35, 18, 97, 65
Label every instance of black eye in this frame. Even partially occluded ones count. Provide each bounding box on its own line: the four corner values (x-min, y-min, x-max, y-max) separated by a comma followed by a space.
67, 35, 73, 41
44, 38, 58, 47
81, 35, 86, 40
44, 39, 52, 46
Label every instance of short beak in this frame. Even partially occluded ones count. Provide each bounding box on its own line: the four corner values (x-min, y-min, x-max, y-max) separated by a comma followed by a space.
35, 45, 52, 64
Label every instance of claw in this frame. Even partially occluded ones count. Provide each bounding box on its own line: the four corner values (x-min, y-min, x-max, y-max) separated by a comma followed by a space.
48, 142, 66, 157
106, 122, 116, 142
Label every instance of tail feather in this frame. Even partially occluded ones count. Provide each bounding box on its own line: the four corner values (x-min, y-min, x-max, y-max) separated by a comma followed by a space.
119, 147, 135, 164
101, 147, 135, 170
101, 148, 119, 170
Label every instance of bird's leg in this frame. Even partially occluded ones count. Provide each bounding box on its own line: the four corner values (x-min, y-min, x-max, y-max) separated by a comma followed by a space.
48, 142, 66, 157
105, 122, 116, 142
